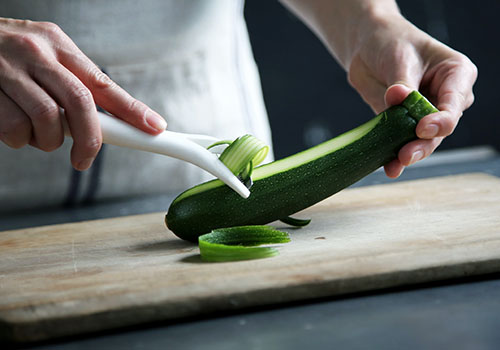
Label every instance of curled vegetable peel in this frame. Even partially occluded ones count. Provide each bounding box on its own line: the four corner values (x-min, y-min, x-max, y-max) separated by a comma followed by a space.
212, 135, 311, 227
209, 134, 269, 186
198, 226, 290, 262
194, 136, 293, 262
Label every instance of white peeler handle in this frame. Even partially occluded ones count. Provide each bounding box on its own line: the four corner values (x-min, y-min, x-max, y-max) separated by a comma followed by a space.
62, 111, 250, 198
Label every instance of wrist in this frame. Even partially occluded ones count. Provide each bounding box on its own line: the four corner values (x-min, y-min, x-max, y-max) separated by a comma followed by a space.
335, 1, 403, 69
281, 0, 407, 69
286, 0, 402, 69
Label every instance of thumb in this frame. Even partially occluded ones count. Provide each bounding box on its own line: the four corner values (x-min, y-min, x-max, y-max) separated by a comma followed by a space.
384, 83, 414, 107
384, 62, 421, 107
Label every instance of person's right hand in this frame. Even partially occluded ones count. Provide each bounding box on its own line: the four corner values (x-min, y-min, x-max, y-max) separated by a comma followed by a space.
0, 18, 167, 170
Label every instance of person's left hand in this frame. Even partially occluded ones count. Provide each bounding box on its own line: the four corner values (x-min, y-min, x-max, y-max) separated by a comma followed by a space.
347, 14, 478, 177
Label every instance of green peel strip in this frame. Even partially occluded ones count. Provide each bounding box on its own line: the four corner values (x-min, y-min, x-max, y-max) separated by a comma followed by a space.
216, 134, 269, 181
199, 226, 290, 262
201, 137, 284, 262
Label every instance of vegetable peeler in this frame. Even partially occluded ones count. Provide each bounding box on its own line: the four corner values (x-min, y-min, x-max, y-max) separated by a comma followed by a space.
62, 111, 250, 198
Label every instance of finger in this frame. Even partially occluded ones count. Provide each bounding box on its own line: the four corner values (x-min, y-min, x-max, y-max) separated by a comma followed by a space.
384, 159, 405, 178
383, 53, 421, 94
397, 137, 444, 166
436, 59, 477, 113
0, 90, 32, 148
415, 110, 454, 139
384, 83, 413, 107
381, 46, 422, 107
57, 48, 166, 134
0, 72, 63, 152
419, 58, 477, 139
32, 62, 101, 170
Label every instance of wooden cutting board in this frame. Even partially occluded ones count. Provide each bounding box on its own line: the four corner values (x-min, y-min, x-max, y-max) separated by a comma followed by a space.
1, 173, 500, 342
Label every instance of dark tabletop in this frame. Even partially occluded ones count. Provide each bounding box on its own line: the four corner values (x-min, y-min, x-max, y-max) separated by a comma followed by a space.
2, 147, 500, 350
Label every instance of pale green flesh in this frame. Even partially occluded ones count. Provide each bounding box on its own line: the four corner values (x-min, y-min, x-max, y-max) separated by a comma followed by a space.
218, 134, 269, 175
199, 242, 279, 262
174, 113, 383, 202
254, 113, 382, 179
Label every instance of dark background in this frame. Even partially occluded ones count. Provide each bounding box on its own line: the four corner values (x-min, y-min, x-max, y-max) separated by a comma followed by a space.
244, 0, 500, 159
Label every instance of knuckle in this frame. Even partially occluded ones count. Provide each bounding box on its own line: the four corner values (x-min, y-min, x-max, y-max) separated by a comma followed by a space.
80, 136, 102, 155
455, 52, 469, 64
347, 73, 358, 89
347, 54, 362, 89
37, 21, 64, 39
456, 53, 478, 78
454, 53, 469, 65
467, 58, 478, 75
9, 33, 44, 56
466, 93, 475, 109
347, 68, 359, 90
89, 69, 115, 90
440, 90, 467, 113
128, 98, 147, 116
70, 86, 94, 108
456, 90, 468, 109
31, 100, 59, 123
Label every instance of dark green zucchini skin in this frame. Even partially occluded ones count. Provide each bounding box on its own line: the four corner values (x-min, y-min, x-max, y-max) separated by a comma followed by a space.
167, 92, 437, 242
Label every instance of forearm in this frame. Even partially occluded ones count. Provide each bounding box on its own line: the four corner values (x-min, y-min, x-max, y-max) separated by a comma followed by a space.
278, 0, 401, 69
280, 0, 477, 179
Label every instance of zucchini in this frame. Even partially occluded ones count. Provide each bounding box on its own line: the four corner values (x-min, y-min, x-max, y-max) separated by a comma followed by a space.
166, 91, 438, 242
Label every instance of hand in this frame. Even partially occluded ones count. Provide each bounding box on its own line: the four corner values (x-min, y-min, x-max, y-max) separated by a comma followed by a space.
347, 14, 478, 177
0, 18, 167, 170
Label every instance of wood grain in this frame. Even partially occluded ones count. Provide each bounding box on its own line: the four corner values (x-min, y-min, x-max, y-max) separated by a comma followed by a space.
1, 173, 500, 342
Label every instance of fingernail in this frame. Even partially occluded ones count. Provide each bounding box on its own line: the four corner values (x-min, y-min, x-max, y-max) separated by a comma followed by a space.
410, 150, 424, 165
146, 110, 167, 131
421, 124, 439, 138
395, 167, 404, 178
77, 157, 94, 171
